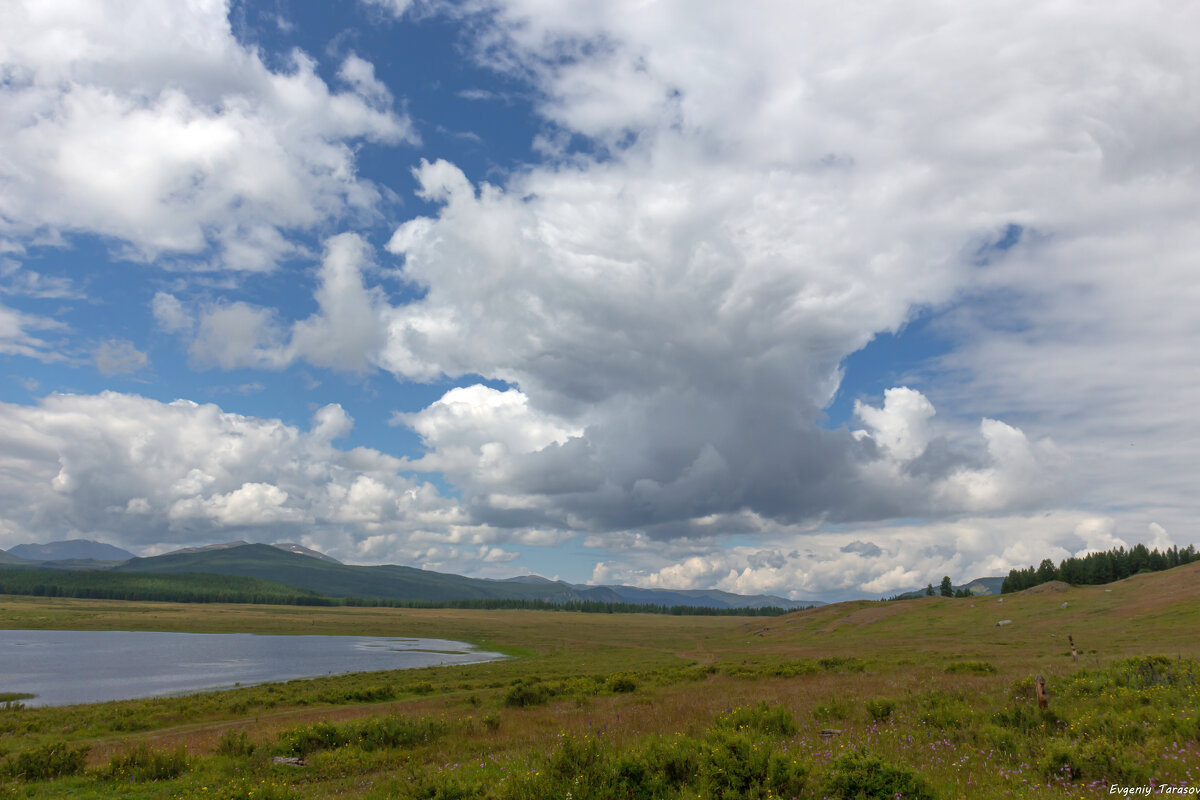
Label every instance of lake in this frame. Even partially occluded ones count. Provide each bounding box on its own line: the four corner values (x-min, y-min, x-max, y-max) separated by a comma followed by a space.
0, 629, 505, 706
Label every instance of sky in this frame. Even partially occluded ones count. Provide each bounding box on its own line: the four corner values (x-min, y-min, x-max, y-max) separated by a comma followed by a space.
1, 0, 1197, 602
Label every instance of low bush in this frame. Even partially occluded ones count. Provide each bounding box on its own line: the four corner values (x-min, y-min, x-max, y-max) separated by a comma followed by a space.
699, 729, 808, 800
496, 734, 695, 800
319, 684, 397, 704
864, 698, 895, 722
1041, 738, 1148, 785
211, 775, 302, 800
913, 692, 972, 730
812, 699, 853, 722
990, 704, 1063, 733
823, 751, 936, 800
0, 741, 89, 781
503, 679, 552, 708
713, 702, 797, 736
275, 715, 447, 757
945, 660, 997, 674
606, 674, 637, 693
216, 728, 257, 757
102, 743, 190, 782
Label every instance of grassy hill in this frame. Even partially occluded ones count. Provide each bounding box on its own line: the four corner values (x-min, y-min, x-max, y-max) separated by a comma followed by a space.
114, 543, 586, 604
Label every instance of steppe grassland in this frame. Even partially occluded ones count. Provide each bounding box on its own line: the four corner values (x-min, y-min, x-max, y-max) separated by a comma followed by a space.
0, 563, 1198, 798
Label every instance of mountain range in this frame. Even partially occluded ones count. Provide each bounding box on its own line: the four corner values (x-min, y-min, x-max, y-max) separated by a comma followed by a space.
0, 539, 823, 610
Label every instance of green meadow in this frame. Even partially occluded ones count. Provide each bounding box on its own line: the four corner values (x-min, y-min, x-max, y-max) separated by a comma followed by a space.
1, 563, 1199, 798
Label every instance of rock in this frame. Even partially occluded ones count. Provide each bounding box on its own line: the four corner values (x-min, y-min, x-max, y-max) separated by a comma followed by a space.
272, 756, 307, 767
1061, 602, 1068, 609
819, 729, 842, 742
996, 619, 1012, 627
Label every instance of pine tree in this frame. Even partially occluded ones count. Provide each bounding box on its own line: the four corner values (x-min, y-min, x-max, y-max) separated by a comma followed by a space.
939, 576, 953, 597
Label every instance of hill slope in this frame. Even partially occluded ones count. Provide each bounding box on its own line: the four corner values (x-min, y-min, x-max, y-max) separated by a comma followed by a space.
0, 549, 31, 565
115, 544, 587, 603
753, 559, 1200, 661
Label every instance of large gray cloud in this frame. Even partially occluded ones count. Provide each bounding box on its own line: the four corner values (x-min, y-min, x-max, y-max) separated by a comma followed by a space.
368, 0, 1200, 544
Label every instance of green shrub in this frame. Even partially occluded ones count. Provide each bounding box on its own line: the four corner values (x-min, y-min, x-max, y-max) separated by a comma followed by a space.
640, 735, 701, 789
818, 656, 867, 673
991, 704, 1063, 733
606, 674, 637, 693
913, 692, 973, 730
1009, 675, 1039, 703
398, 770, 480, 800
504, 679, 552, 708
975, 723, 1023, 757
216, 728, 257, 757
103, 744, 190, 782
864, 699, 894, 722
1041, 739, 1148, 785
321, 684, 397, 703
945, 660, 997, 674
699, 729, 808, 800
497, 734, 701, 800
211, 775, 302, 800
653, 664, 713, 685
823, 751, 936, 800
812, 699, 853, 722
0, 741, 90, 781
275, 715, 447, 757
713, 702, 797, 736
544, 733, 605, 781
767, 659, 820, 677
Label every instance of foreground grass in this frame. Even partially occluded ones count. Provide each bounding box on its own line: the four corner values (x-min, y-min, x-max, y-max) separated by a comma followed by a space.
1, 562, 1199, 798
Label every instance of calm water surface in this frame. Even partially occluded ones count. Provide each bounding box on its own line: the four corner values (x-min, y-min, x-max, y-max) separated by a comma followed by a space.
0, 629, 505, 706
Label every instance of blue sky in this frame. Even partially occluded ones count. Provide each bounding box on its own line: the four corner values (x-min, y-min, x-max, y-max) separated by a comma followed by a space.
2, 0, 1197, 601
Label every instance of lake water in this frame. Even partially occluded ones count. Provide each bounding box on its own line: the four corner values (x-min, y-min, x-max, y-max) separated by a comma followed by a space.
0, 629, 505, 706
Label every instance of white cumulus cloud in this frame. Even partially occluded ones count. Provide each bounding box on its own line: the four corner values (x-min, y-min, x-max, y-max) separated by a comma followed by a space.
0, 0, 415, 270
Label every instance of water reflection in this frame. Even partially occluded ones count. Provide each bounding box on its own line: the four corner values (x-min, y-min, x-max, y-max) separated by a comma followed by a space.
0, 629, 504, 706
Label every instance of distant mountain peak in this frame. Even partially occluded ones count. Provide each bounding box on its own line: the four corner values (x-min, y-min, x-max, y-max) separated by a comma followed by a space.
157, 540, 340, 564
501, 574, 559, 584
7, 539, 136, 562
159, 541, 251, 556
271, 542, 341, 564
